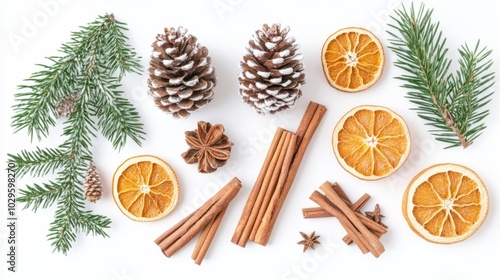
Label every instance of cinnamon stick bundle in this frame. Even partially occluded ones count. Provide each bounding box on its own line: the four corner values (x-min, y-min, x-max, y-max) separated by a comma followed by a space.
155, 177, 241, 265
302, 186, 385, 245
306, 181, 387, 258
232, 101, 327, 247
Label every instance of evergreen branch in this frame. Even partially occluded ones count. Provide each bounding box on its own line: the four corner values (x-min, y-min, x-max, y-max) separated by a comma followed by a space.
59, 82, 97, 157
11, 15, 114, 140
48, 208, 77, 255
11, 14, 143, 254
17, 181, 64, 212
47, 178, 91, 254
105, 14, 142, 77
7, 147, 69, 178
76, 14, 145, 150
448, 43, 494, 142
90, 74, 145, 149
77, 211, 112, 237
46, 151, 92, 254
47, 152, 110, 254
387, 3, 495, 148
44, 83, 105, 254
48, 206, 112, 254
47, 176, 83, 254
12, 94, 95, 216
12, 62, 76, 140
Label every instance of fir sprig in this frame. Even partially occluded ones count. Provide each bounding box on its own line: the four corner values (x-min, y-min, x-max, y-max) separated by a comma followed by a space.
387, 3, 495, 148
8, 147, 69, 178
9, 14, 144, 254
18, 182, 64, 212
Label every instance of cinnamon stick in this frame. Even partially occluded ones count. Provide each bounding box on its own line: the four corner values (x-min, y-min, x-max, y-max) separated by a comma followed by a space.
301, 207, 330, 219
250, 131, 295, 241
352, 212, 387, 234
302, 193, 370, 218
192, 217, 213, 261
331, 182, 353, 205
319, 182, 385, 257
231, 128, 284, 247
154, 211, 195, 245
156, 177, 241, 258
255, 102, 327, 246
302, 196, 385, 235
191, 207, 227, 265
309, 190, 370, 254
253, 132, 297, 244
293, 102, 319, 148
350, 194, 371, 213
343, 223, 386, 245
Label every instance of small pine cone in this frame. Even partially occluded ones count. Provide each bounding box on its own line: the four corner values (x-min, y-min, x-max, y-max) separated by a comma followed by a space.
238, 23, 306, 114
84, 162, 102, 203
147, 27, 217, 118
55, 94, 79, 118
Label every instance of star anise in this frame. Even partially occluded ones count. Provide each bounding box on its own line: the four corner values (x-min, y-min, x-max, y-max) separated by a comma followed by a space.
297, 231, 320, 252
365, 204, 387, 228
181, 121, 233, 173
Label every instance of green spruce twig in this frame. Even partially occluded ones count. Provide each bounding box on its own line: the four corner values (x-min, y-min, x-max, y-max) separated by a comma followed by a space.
387, 3, 495, 148
9, 13, 145, 254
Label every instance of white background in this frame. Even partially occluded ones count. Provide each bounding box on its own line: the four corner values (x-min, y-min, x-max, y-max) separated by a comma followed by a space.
1, 1, 499, 279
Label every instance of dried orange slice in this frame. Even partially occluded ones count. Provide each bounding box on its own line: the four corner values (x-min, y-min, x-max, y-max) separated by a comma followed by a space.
332, 105, 410, 180
403, 163, 489, 244
112, 155, 180, 222
321, 27, 385, 92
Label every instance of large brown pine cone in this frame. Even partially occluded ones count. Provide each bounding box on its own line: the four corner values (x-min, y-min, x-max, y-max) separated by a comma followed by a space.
238, 23, 306, 114
148, 27, 217, 118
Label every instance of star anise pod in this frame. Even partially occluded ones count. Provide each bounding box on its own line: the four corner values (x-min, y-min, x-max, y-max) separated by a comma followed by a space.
365, 204, 387, 228
297, 231, 320, 252
181, 121, 233, 173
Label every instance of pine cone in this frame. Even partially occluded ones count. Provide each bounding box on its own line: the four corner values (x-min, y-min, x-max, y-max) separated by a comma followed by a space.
181, 121, 233, 174
83, 162, 102, 203
55, 94, 78, 118
238, 23, 306, 114
147, 27, 217, 118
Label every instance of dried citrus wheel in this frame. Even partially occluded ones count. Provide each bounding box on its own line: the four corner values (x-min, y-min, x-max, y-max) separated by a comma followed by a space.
402, 163, 489, 244
112, 155, 180, 222
321, 27, 385, 92
332, 105, 410, 180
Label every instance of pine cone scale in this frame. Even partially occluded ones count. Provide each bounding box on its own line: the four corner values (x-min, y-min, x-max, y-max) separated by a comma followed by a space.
178, 85, 192, 94
194, 98, 211, 108
177, 99, 194, 109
